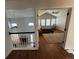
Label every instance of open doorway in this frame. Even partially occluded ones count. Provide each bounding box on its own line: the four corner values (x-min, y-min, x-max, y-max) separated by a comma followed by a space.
37, 8, 71, 47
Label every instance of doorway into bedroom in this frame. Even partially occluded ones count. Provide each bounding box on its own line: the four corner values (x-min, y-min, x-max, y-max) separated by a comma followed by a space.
37, 8, 71, 47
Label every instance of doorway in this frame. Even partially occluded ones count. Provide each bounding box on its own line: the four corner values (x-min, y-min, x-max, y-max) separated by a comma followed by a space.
37, 8, 72, 47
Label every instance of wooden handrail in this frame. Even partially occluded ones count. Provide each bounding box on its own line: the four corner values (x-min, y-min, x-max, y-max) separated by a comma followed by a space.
9, 32, 35, 34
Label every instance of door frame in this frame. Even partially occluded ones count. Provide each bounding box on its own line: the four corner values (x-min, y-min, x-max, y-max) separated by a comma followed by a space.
36, 8, 72, 47
63, 8, 72, 48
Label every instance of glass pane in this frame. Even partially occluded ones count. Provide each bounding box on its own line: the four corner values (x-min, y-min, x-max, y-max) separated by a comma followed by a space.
41, 19, 45, 26
11, 23, 17, 27
46, 19, 50, 26
51, 19, 55, 26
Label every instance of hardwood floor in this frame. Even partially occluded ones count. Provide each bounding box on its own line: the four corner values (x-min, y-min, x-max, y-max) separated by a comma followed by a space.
6, 36, 73, 59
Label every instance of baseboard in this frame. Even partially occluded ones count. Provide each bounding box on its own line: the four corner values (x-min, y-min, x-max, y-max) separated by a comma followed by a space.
5, 49, 12, 58
65, 49, 74, 55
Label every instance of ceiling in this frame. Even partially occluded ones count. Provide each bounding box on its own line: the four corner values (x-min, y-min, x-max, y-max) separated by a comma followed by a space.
5, 0, 72, 18
38, 9, 68, 16
5, 0, 73, 9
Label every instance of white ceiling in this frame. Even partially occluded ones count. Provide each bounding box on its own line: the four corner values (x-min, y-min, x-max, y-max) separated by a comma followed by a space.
38, 9, 68, 16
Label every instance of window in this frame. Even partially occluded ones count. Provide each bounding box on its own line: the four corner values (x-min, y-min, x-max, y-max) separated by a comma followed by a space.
51, 19, 55, 26
46, 19, 50, 26
41, 19, 45, 26
39, 18, 56, 27
11, 23, 17, 27
9, 23, 18, 29
28, 22, 34, 26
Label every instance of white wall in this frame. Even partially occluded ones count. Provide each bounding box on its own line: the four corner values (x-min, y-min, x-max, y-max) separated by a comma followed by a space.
9, 17, 35, 32
7, 8, 36, 32
6, 8, 34, 18
5, 16, 13, 58
65, 8, 74, 50
56, 9, 68, 31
